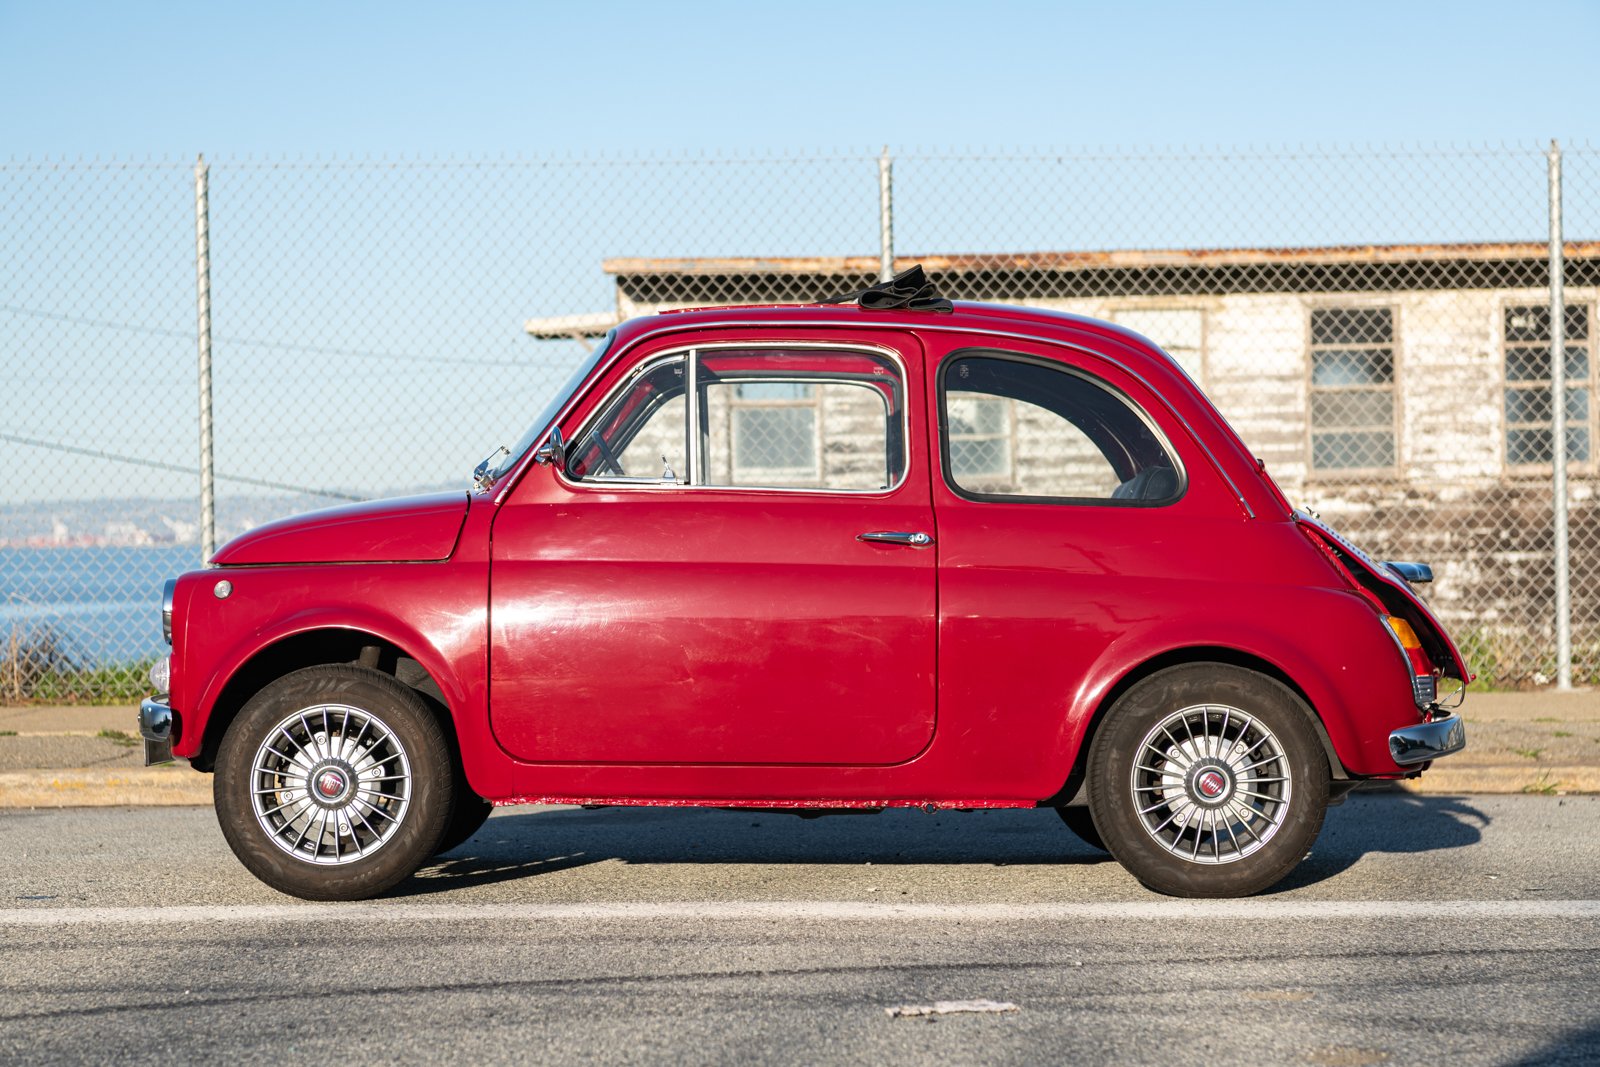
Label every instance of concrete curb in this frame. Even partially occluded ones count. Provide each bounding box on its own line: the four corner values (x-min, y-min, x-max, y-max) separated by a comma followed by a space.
0, 765, 1595, 809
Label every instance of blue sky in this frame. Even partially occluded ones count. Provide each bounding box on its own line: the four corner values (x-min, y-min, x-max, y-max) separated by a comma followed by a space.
4, 0, 1599, 511
2, 0, 1597, 155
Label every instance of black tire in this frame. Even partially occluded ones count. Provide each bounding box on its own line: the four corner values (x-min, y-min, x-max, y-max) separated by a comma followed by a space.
214, 664, 454, 901
435, 789, 493, 856
1087, 663, 1329, 897
1054, 805, 1108, 852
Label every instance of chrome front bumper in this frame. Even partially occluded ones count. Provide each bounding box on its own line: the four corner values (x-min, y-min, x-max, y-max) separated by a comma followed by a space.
1389, 714, 1467, 766
139, 697, 176, 766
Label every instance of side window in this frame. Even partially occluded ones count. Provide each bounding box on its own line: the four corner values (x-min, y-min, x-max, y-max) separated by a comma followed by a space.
941, 351, 1182, 504
568, 357, 687, 481
567, 346, 905, 492
699, 348, 903, 491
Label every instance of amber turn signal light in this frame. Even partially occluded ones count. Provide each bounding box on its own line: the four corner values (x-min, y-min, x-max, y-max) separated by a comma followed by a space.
1385, 616, 1423, 650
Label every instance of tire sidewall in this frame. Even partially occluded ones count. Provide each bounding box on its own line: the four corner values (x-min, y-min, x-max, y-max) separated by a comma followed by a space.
1087, 663, 1330, 897
214, 664, 453, 901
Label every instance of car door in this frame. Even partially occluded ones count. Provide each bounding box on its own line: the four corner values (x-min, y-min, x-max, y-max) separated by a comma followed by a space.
925, 333, 1243, 767
488, 331, 936, 765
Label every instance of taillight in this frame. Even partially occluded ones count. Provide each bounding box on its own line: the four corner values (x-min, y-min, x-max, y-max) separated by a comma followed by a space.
1384, 615, 1438, 707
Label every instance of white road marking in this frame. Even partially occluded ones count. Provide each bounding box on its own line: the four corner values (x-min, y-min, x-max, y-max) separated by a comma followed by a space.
1, 899, 1599, 925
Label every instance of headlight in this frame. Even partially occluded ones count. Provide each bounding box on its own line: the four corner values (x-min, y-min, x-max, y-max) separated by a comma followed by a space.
161, 578, 176, 644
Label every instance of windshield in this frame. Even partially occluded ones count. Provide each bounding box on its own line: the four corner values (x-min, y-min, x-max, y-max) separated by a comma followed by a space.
484, 331, 615, 484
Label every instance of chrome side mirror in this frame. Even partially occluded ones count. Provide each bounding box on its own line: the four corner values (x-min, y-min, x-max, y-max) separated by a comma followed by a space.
533, 426, 566, 469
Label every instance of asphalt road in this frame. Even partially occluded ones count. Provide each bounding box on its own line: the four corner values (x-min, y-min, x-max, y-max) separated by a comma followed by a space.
2, 794, 1598, 1065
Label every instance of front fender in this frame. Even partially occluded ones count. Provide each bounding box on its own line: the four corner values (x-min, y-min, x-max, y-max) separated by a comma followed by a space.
169, 561, 509, 797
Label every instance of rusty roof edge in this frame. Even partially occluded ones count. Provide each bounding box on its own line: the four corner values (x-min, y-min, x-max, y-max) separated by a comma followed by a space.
602, 243, 1600, 276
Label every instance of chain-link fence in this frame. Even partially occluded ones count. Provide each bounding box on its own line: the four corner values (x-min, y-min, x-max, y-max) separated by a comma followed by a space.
3, 143, 1597, 701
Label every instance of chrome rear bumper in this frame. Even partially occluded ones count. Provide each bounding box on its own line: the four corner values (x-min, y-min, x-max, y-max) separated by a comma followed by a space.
139, 697, 175, 766
1389, 714, 1466, 766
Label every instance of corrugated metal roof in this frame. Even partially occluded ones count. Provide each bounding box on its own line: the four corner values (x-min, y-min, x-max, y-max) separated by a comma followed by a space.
602, 242, 1600, 276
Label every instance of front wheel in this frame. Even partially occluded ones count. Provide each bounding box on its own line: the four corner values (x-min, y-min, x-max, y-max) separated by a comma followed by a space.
214, 664, 454, 901
1087, 664, 1330, 897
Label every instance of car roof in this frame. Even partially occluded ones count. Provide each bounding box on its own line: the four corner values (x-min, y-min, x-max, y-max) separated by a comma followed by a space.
612, 299, 1164, 359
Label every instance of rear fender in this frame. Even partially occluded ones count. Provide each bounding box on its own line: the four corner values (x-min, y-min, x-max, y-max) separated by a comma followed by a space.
1062, 602, 1418, 778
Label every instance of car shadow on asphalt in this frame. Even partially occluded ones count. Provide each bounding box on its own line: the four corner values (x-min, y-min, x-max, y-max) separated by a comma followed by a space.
1268, 790, 1490, 893
1509, 1017, 1600, 1065
392, 790, 1490, 897
393, 806, 1107, 895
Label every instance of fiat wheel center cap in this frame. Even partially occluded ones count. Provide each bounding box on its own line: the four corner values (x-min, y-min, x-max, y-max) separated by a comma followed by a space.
1186, 761, 1235, 807
317, 769, 347, 800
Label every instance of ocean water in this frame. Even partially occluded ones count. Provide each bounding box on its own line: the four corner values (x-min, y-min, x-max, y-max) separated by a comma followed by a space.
1, 545, 201, 666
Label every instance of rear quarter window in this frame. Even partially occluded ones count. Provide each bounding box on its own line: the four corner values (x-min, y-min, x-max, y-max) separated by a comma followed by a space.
940, 350, 1184, 505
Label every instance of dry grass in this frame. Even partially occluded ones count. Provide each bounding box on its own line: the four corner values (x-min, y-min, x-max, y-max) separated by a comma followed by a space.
0, 768, 210, 807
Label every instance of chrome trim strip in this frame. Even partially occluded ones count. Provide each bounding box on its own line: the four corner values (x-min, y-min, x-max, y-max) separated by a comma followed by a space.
139, 696, 175, 766
686, 347, 700, 486
1388, 714, 1466, 766
161, 578, 176, 644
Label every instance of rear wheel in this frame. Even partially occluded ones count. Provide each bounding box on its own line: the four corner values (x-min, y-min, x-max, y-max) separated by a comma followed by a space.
214, 664, 454, 901
1087, 664, 1329, 897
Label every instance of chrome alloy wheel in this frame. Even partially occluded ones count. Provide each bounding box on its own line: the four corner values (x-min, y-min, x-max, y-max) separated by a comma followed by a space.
1129, 703, 1292, 865
249, 704, 413, 865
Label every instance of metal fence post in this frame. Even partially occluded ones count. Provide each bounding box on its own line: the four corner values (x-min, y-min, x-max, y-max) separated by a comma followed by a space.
1549, 140, 1573, 689
878, 147, 894, 282
194, 155, 216, 564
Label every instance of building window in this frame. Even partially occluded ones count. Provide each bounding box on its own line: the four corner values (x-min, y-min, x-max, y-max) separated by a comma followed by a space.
730, 381, 820, 480
945, 395, 1011, 482
1309, 307, 1396, 471
1505, 305, 1592, 466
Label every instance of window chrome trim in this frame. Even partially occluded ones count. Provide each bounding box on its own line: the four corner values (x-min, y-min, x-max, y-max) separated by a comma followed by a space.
506, 317, 1252, 518
686, 348, 701, 486
553, 340, 911, 497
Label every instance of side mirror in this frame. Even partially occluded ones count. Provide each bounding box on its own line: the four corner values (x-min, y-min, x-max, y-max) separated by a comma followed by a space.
533, 426, 566, 469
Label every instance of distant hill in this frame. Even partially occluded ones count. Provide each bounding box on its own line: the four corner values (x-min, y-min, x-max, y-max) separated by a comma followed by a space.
0, 486, 459, 548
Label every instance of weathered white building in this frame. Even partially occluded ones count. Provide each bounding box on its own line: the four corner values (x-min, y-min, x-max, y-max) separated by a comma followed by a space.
529, 244, 1600, 682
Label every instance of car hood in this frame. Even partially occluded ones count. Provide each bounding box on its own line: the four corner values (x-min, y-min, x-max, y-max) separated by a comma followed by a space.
211, 491, 470, 566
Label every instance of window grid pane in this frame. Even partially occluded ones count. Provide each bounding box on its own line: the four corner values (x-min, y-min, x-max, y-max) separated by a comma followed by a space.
1504, 305, 1595, 467
732, 406, 817, 474
946, 395, 1011, 481
1309, 307, 1396, 471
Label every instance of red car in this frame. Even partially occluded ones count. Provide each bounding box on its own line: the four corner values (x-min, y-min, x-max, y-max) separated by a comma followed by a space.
140, 270, 1468, 901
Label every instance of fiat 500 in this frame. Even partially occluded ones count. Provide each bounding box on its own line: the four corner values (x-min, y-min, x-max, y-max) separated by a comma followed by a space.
141, 278, 1468, 900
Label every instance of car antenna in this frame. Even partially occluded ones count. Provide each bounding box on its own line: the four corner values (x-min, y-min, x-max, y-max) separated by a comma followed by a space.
818, 264, 952, 313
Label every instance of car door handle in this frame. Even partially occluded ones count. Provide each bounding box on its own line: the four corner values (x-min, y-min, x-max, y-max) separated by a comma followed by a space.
857, 530, 934, 547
